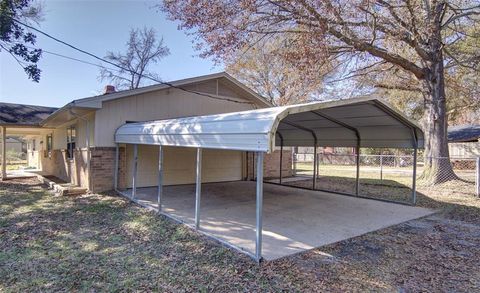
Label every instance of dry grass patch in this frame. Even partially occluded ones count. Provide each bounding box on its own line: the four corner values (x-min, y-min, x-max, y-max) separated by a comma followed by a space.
1, 178, 479, 292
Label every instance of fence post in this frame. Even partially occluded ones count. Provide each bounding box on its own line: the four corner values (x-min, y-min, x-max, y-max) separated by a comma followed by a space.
476, 157, 480, 197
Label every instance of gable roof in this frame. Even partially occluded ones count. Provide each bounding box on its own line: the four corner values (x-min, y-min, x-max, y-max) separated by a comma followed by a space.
70, 72, 271, 109
448, 125, 480, 142
0, 102, 58, 126
6, 137, 25, 143
40, 72, 271, 127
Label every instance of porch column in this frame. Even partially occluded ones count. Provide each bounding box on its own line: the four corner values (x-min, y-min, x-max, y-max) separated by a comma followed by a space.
114, 144, 119, 190
157, 145, 164, 211
195, 148, 202, 229
1, 126, 6, 181
411, 146, 418, 205
255, 151, 264, 262
132, 144, 138, 199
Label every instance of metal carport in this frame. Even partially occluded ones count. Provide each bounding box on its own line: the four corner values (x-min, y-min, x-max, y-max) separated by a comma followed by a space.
114, 96, 424, 262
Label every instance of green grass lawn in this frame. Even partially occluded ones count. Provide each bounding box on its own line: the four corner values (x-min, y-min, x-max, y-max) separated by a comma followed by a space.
1, 178, 479, 292
290, 163, 477, 203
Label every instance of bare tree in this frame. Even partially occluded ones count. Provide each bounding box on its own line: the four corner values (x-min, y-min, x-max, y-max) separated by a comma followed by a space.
226, 37, 333, 105
99, 27, 170, 89
162, 0, 480, 184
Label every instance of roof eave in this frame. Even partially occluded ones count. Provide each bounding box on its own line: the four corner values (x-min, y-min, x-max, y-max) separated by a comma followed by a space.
40, 102, 99, 127
68, 72, 272, 109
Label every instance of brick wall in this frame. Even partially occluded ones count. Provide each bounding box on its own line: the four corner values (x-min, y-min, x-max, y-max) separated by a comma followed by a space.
247, 149, 292, 179
41, 149, 89, 189
90, 147, 126, 193
41, 147, 290, 193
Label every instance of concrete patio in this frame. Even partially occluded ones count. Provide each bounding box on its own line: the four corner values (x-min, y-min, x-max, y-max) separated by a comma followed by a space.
121, 181, 433, 260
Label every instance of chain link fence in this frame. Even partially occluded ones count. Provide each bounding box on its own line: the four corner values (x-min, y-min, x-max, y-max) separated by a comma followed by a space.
269, 148, 480, 204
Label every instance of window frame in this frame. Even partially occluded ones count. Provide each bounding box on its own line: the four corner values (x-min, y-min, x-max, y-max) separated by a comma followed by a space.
46, 134, 53, 158
66, 126, 76, 160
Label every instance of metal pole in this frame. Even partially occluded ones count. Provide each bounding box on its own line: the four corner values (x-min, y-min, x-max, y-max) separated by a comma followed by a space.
195, 148, 202, 229
157, 145, 164, 211
380, 154, 383, 181
476, 157, 479, 197
245, 151, 249, 181
114, 144, 119, 190
132, 144, 138, 199
411, 147, 418, 204
279, 144, 283, 185
317, 151, 320, 179
312, 145, 317, 190
1, 126, 5, 180
355, 144, 360, 196
255, 152, 264, 262
292, 148, 296, 176
252, 152, 256, 181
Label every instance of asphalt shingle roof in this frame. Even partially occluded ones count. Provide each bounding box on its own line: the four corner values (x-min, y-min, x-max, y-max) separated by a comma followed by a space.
448, 125, 480, 142
0, 102, 58, 125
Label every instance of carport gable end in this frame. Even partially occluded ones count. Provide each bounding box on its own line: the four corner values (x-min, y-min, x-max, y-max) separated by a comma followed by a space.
114, 96, 424, 153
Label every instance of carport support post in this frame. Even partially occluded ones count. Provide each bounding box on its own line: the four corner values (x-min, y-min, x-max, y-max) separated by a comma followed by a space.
411, 147, 418, 204
355, 144, 360, 196
255, 152, 264, 262
1, 126, 5, 181
312, 145, 317, 190
114, 144, 119, 190
476, 157, 480, 197
195, 148, 202, 229
279, 144, 283, 185
157, 145, 164, 211
132, 144, 138, 199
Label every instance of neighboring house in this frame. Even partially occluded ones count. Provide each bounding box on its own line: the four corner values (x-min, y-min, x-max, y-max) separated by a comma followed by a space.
448, 125, 480, 158
0, 73, 291, 190
5, 137, 25, 153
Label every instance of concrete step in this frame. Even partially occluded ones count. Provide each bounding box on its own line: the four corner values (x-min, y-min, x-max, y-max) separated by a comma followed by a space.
37, 175, 87, 196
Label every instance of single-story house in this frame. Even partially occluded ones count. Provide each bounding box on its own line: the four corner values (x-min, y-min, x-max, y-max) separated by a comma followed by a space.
448, 124, 480, 158
5, 137, 26, 154
0, 72, 428, 261
0, 72, 289, 190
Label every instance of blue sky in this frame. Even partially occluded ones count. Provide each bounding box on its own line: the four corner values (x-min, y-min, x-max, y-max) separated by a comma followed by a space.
0, 0, 221, 107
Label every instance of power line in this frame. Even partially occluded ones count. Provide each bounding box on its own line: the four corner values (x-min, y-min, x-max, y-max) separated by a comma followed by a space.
10, 17, 256, 105
21, 44, 123, 73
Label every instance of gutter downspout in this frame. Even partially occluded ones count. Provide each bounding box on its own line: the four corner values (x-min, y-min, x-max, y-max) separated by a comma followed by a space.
69, 109, 92, 192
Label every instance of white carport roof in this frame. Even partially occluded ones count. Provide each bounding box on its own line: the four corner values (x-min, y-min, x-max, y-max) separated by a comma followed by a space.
115, 97, 424, 152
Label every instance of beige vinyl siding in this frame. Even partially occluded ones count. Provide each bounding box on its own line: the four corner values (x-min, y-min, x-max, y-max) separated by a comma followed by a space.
94, 79, 257, 147
125, 145, 243, 187
50, 112, 95, 150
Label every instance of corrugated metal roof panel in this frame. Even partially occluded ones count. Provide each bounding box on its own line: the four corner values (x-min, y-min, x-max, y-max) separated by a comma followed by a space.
115, 97, 424, 152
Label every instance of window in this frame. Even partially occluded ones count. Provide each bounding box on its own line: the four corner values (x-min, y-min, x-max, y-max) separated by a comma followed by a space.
67, 126, 76, 159
32, 139, 36, 151
46, 134, 53, 158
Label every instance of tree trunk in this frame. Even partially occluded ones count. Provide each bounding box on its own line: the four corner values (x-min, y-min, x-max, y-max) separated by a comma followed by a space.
420, 58, 457, 185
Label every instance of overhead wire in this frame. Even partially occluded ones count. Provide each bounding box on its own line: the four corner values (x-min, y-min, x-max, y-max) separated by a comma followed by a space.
9, 17, 256, 105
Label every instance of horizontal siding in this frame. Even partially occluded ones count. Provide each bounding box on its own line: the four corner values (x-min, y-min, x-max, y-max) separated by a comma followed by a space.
94, 80, 259, 147
125, 145, 243, 188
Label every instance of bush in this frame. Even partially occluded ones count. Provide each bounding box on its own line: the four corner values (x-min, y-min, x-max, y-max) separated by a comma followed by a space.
6, 149, 25, 162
